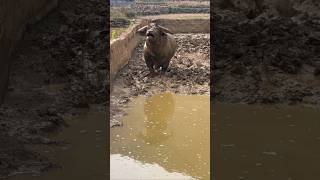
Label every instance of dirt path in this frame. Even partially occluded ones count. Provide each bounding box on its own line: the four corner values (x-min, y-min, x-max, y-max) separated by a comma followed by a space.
111, 33, 210, 127
0, 0, 107, 178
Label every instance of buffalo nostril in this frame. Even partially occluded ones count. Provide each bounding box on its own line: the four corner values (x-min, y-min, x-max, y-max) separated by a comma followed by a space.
146, 32, 154, 37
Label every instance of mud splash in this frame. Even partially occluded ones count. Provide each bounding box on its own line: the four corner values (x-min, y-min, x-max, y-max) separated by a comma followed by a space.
110, 92, 210, 180
214, 102, 320, 180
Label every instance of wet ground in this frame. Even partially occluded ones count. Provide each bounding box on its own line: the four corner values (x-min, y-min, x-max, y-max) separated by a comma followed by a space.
212, 8, 320, 106
111, 33, 210, 127
213, 102, 320, 180
212, 5, 320, 180
9, 106, 107, 180
110, 93, 210, 180
0, 0, 107, 178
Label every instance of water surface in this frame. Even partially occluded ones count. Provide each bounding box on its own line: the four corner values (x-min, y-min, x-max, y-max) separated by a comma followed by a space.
110, 92, 210, 180
10, 106, 107, 180
213, 103, 320, 180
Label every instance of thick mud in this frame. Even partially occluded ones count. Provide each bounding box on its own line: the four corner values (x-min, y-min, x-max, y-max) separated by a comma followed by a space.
212, 8, 320, 106
0, 0, 107, 178
111, 33, 210, 127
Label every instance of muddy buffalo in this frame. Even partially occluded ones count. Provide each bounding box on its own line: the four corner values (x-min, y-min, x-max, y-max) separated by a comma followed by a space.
137, 23, 178, 76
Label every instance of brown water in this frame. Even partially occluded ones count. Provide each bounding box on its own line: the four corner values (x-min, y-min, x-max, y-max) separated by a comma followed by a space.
110, 92, 210, 180
10, 106, 108, 180
213, 103, 320, 180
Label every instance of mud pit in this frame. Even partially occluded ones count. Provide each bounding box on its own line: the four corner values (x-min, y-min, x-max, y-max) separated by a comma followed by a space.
0, 0, 107, 178
212, 5, 320, 180
212, 9, 320, 107
111, 33, 210, 127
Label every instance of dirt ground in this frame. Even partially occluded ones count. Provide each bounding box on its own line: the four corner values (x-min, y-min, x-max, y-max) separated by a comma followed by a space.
0, 0, 107, 178
212, 7, 320, 107
111, 33, 210, 127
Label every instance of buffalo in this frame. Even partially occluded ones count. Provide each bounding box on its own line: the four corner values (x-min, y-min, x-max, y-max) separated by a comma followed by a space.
137, 23, 178, 76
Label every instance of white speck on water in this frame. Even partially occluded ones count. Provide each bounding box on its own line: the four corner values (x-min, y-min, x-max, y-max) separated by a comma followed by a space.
262, 151, 277, 156
221, 144, 235, 148
256, 163, 263, 167
80, 130, 87, 133
288, 139, 295, 143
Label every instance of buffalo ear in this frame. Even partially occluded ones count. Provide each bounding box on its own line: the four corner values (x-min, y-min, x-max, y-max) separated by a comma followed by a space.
158, 25, 173, 35
137, 26, 148, 36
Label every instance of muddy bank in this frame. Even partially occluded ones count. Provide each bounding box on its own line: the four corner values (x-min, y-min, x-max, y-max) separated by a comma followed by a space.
111, 33, 210, 127
0, 0, 107, 178
214, 0, 320, 19
212, 8, 320, 106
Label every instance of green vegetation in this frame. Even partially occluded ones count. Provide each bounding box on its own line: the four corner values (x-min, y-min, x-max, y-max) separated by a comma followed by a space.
136, 0, 166, 3
111, 28, 127, 40
168, 7, 209, 14
111, 7, 136, 20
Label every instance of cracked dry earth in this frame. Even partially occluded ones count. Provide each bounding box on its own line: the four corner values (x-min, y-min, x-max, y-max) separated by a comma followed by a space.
111, 33, 210, 127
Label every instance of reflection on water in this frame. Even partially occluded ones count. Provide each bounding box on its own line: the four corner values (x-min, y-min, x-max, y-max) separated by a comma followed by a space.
213, 103, 320, 180
110, 92, 210, 180
140, 93, 175, 145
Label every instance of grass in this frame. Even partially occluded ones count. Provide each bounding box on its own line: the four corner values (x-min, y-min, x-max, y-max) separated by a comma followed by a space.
111, 7, 136, 21
110, 28, 127, 40
167, 1, 210, 8
168, 7, 209, 13
110, 7, 136, 40
136, 0, 166, 3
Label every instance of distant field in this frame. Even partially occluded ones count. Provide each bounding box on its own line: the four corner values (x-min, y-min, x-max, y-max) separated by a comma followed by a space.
110, 0, 210, 40
167, 0, 210, 8
134, 0, 210, 15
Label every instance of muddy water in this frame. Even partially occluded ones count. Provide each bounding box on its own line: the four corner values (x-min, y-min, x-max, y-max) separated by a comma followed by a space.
110, 92, 210, 180
214, 103, 320, 180
10, 106, 107, 180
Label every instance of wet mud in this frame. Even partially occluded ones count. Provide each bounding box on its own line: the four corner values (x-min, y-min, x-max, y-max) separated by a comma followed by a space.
213, 4, 320, 179
212, 8, 320, 106
0, 0, 107, 178
111, 33, 210, 127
